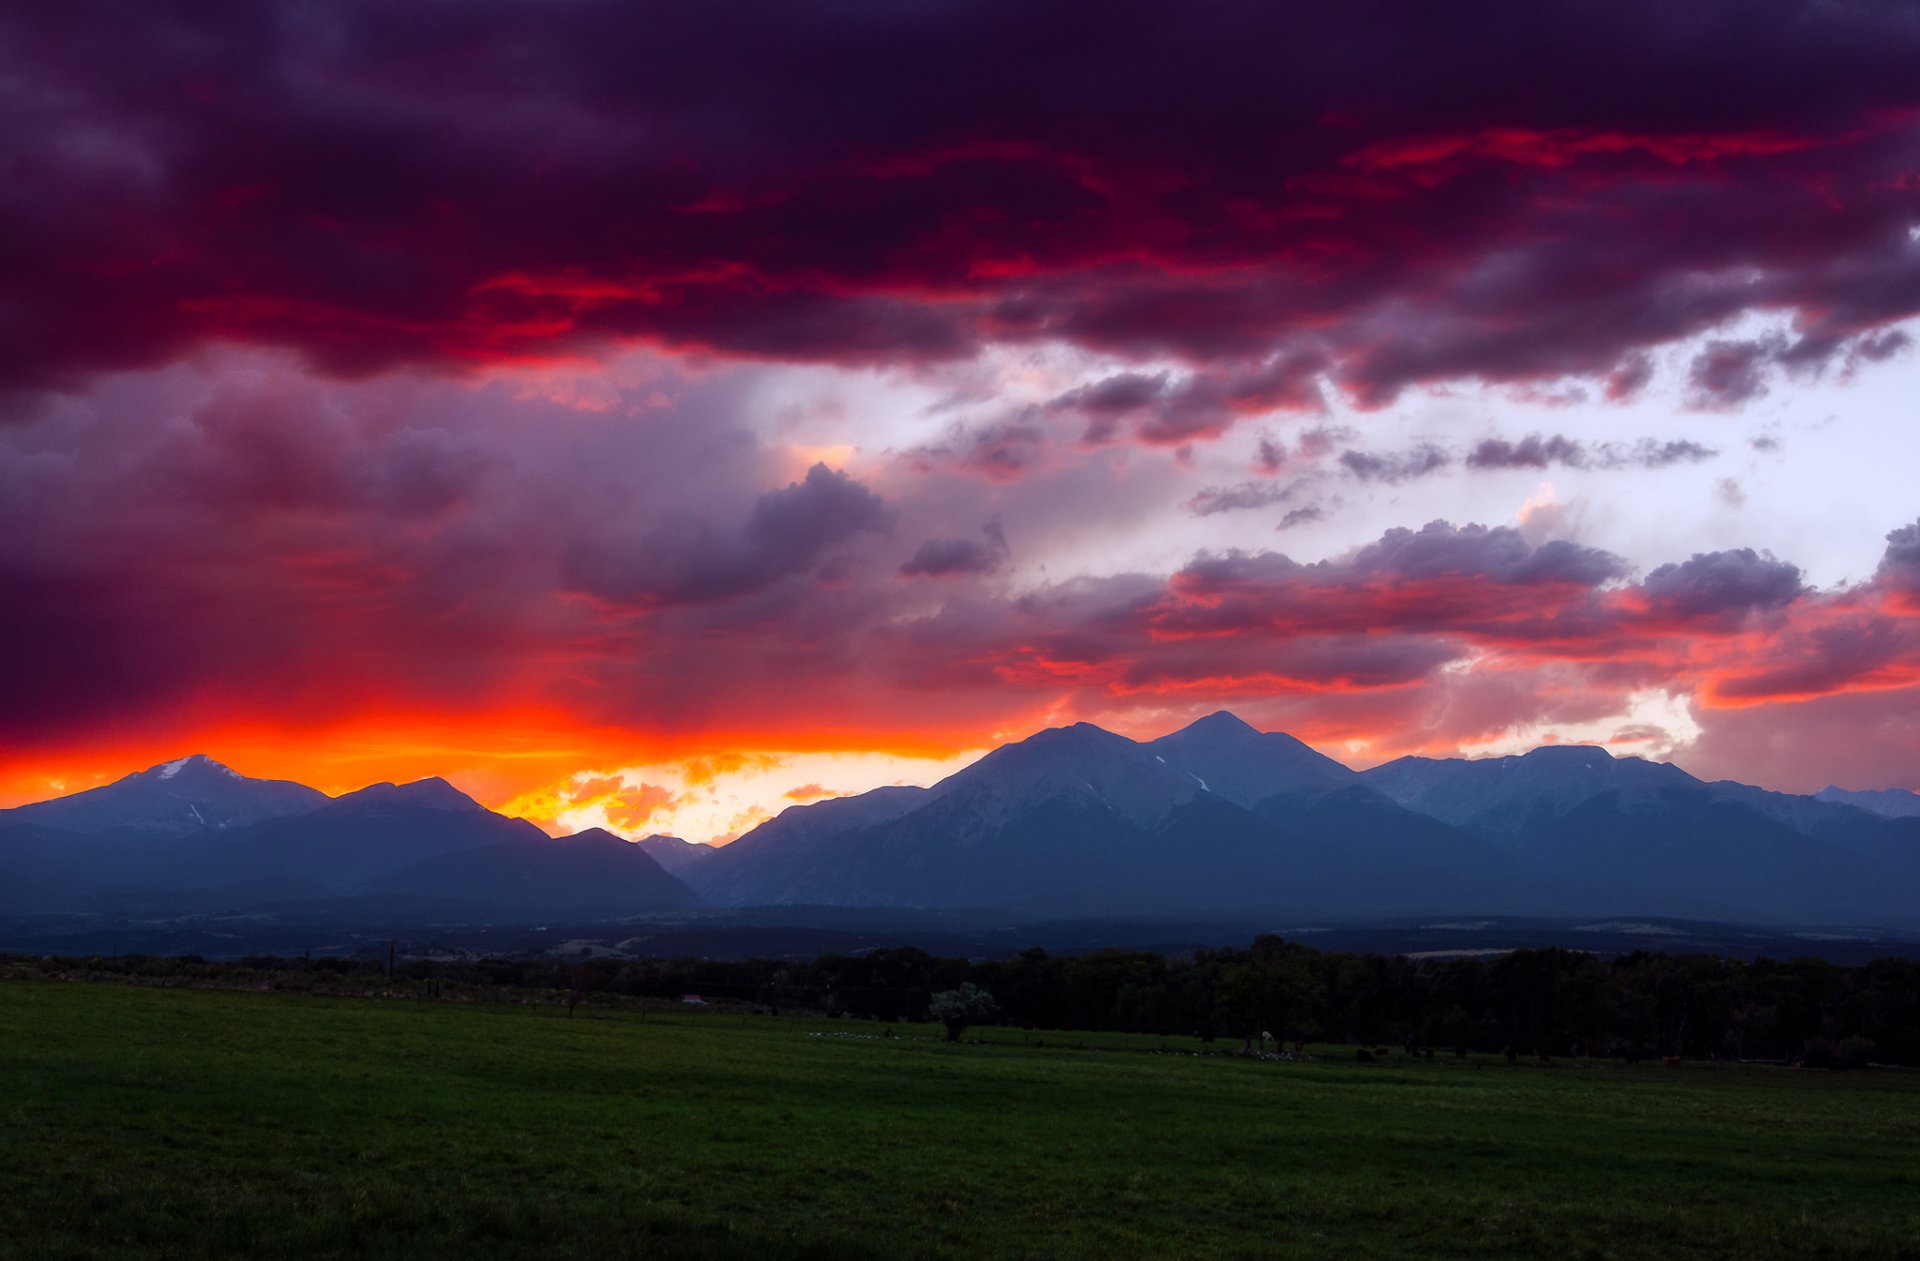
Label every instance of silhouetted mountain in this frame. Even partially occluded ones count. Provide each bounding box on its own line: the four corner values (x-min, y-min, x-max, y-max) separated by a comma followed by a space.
1501, 787, 1891, 923
362, 828, 698, 918
691, 724, 1219, 911
688, 722, 1920, 928
1360, 745, 1697, 843
171, 780, 551, 894
634, 834, 718, 873
685, 784, 930, 905
0, 774, 545, 916
1702, 780, 1892, 853
1248, 784, 1523, 913
333, 778, 485, 813
0, 755, 327, 836
1818, 785, 1920, 819
693, 722, 1518, 919
6, 721, 1919, 931
1148, 711, 1358, 805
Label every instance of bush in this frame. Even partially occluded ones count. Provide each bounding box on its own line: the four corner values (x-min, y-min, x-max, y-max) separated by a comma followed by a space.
929, 983, 999, 1042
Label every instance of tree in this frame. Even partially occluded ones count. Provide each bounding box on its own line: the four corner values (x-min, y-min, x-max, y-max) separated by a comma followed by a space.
566, 963, 595, 1017
929, 983, 999, 1042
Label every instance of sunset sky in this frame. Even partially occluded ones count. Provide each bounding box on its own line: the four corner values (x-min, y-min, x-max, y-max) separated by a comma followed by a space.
5, 2, 1919, 841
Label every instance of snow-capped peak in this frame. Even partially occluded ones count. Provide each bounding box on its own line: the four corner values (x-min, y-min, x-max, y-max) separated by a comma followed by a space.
150, 753, 239, 781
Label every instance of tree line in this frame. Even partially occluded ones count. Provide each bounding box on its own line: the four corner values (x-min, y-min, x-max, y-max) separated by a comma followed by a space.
19, 937, 1918, 1067
601, 939, 1920, 1066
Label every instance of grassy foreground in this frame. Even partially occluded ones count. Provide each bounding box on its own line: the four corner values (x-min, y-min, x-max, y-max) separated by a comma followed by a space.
2, 978, 1918, 1260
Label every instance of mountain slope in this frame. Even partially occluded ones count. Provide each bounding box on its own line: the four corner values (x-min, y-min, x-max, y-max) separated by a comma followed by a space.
1817, 786, 1920, 819
166, 781, 552, 896
635, 834, 718, 873
684, 784, 932, 904
693, 723, 1222, 910
693, 721, 1515, 919
0, 755, 327, 836
1360, 745, 1698, 842
362, 827, 699, 917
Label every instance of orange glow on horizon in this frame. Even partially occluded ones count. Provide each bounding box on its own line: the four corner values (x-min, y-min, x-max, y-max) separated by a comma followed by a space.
0, 705, 1004, 841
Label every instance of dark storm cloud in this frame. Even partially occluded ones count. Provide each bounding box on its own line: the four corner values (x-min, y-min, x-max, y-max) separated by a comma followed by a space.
900, 518, 1011, 578
1640, 548, 1807, 617
567, 463, 891, 607
1339, 522, 1630, 588
1172, 522, 1628, 600
4, 2, 1919, 403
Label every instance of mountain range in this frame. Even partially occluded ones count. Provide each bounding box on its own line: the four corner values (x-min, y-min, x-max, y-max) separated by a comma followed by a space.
3, 718, 1916, 930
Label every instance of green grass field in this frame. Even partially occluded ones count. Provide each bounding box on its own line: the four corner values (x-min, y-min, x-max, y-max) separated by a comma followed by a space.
3, 977, 1918, 1259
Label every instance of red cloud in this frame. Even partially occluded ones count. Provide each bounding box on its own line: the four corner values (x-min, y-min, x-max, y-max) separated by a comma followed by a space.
3, 3, 1918, 410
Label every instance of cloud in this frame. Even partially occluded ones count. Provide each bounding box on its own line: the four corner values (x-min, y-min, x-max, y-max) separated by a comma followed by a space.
1050, 357, 1326, 447
3, 3, 1917, 408
1465, 434, 1589, 470
1276, 505, 1326, 531
1688, 339, 1777, 407
8, 346, 1920, 811
901, 518, 1011, 577
1339, 444, 1451, 484
1604, 353, 1656, 402
567, 463, 891, 607
1185, 478, 1313, 518
1465, 433, 1718, 471
1875, 518, 1920, 604
1640, 548, 1805, 618
1339, 521, 1630, 588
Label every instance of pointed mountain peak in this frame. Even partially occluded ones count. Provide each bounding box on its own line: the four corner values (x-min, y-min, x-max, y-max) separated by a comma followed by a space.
1152, 711, 1263, 756
559, 826, 628, 844
1187, 711, 1261, 739
929, 719, 1206, 829
142, 753, 242, 782
1146, 711, 1354, 807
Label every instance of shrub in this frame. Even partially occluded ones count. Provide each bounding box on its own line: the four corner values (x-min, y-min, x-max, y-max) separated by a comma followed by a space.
929, 983, 999, 1042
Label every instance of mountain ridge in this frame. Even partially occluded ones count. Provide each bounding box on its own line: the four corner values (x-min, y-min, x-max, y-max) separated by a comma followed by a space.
5, 721, 1918, 930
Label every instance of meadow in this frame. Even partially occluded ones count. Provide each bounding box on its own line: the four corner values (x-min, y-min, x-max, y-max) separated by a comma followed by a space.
3, 976, 1918, 1260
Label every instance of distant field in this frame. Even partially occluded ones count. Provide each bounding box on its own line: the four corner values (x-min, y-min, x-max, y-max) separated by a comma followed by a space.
3, 978, 1918, 1259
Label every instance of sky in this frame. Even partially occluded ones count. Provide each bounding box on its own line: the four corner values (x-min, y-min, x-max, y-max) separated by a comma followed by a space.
3, 1, 1919, 841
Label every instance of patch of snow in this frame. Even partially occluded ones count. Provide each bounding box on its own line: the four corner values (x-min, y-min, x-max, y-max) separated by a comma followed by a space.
157, 757, 190, 780
1154, 755, 1166, 763
1189, 772, 1209, 790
